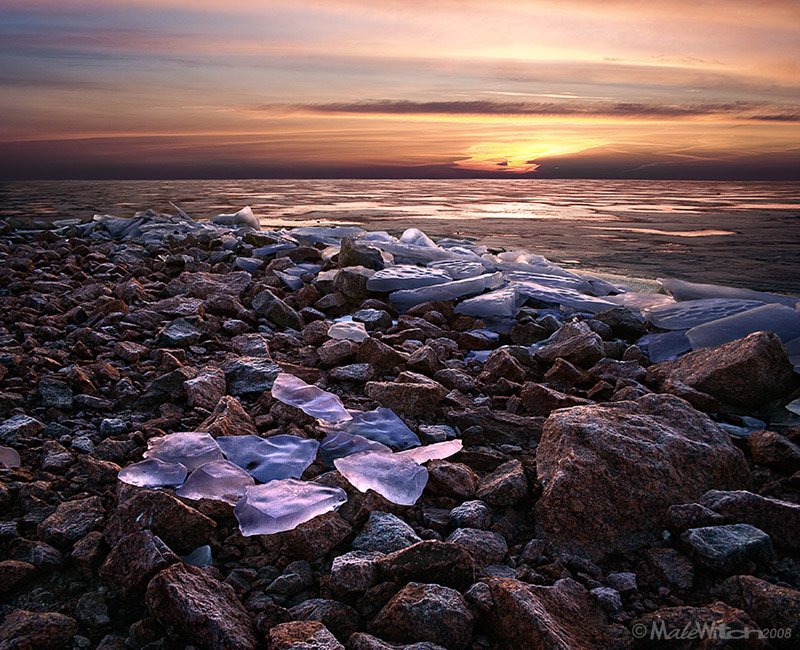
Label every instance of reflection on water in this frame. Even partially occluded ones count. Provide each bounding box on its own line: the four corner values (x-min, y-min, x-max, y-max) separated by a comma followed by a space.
0, 179, 798, 292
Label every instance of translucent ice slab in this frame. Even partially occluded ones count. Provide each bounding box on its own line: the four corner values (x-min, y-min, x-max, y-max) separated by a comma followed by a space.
397, 439, 463, 464
367, 265, 452, 292
320, 407, 420, 450
504, 270, 594, 294
637, 331, 692, 362
390, 272, 505, 311
785, 336, 800, 371
428, 259, 488, 280
181, 545, 213, 567
118, 458, 188, 488
512, 280, 617, 313
288, 226, 365, 246
144, 431, 224, 472
175, 460, 255, 505
334, 450, 428, 505
399, 228, 437, 248
644, 299, 765, 330
659, 278, 798, 307
686, 303, 800, 349
216, 434, 320, 483
211, 206, 260, 230
234, 479, 348, 536
328, 321, 369, 342
271, 373, 352, 422
455, 287, 520, 319
319, 431, 391, 467
0, 445, 21, 468
605, 292, 675, 311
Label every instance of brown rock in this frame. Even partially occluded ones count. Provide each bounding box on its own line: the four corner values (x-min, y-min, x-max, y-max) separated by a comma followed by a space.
483, 577, 630, 649
748, 429, 800, 471
365, 381, 446, 418
535, 331, 605, 368
0, 560, 36, 595
183, 367, 226, 410
105, 489, 215, 554
99, 530, 178, 593
647, 331, 794, 407
476, 459, 529, 507
268, 620, 344, 650
318, 339, 358, 367
426, 460, 478, 499
717, 575, 800, 648
377, 540, 477, 589
357, 337, 405, 373
37, 496, 105, 548
519, 382, 592, 416
698, 490, 800, 551
632, 602, 764, 649
536, 394, 748, 559
370, 582, 474, 650
479, 349, 527, 384
198, 395, 258, 437
406, 345, 443, 376
146, 564, 258, 650
349, 633, 446, 650
0, 610, 78, 650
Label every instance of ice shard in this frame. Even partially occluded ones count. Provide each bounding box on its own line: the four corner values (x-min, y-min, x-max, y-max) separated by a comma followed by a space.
399, 227, 438, 248
512, 280, 617, 313
397, 439, 463, 464
328, 321, 369, 342
175, 460, 255, 505
334, 450, 429, 506
605, 291, 675, 311
637, 331, 692, 362
118, 458, 188, 488
320, 407, 420, 450
211, 206, 261, 230
659, 278, 798, 307
234, 479, 348, 536
181, 545, 213, 567
427, 259, 487, 280
644, 299, 765, 330
0, 445, 21, 468
686, 303, 800, 349
271, 373, 352, 422
455, 287, 520, 319
216, 434, 320, 483
367, 265, 452, 292
390, 272, 505, 311
319, 431, 391, 467
143, 431, 224, 472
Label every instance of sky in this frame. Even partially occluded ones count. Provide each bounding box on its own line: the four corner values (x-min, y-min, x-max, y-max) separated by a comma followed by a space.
0, 0, 798, 179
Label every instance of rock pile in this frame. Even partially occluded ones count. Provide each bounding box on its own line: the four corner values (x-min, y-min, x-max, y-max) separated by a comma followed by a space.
0, 208, 798, 649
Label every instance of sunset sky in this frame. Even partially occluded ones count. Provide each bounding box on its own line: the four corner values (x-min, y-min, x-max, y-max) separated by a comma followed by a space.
1, 0, 798, 179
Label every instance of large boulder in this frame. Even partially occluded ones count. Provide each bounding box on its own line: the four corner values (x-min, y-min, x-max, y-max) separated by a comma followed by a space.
146, 564, 258, 650
481, 578, 631, 649
647, 331, 793, 407
536, 394, 748, 559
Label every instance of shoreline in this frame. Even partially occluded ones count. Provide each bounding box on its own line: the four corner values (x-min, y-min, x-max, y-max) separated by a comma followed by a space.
1, 211, 799, 649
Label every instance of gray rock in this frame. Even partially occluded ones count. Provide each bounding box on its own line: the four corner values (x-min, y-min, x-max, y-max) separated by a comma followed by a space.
222, 356, 281, 395
449, 500, 492, 530
445, 528, 507, 566
0, 414, 44, 443
681, 523, 773, 573
353, 511, 422, 554
252, 289, 303, 330
329, 551, 383, 595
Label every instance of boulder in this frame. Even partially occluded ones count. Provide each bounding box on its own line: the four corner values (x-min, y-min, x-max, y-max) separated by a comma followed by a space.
519, 382, 592, 416
535, 332, 605, 368
536, 394, 748, 559
482, 578, 630, 649
184, 368, 226, 410
647, 331, 793, 407
370, 582, 474, 650
146, 564, 258, 650
353, 511, 421, 554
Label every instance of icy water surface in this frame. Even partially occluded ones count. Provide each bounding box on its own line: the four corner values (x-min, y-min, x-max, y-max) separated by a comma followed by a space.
1, 179, 798, 292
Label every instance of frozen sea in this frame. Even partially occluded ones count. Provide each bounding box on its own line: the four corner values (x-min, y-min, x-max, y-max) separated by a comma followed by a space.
1, 179, 798, 292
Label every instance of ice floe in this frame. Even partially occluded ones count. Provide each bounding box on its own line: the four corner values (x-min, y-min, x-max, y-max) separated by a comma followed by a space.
144, 431, 224, 472
390, 272, 504, 311
216, 434, 319, 483
320, 407, 421, 450
644, 299, 765, 330
686, 304, 800, 349
118, 458, 188, 488
334, 450, 429, 506
175, 459, 255, 505
366, 265, 452, 292
659, 278, 798, 307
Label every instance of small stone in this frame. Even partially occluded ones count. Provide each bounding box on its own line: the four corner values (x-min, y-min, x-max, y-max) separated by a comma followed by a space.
476, 459, 528, 507
449, 500, 492, 530
365, 381, 446, 418
681, 523, 773, 573
38, 496, 104, 548
445, 528, 508, 566
268, 621, 344, 650
184, 368, 226, 410
0, 414, 44, 443
330, 551, 383, 595
222, 356, 282, 395
353, 511, 422, 554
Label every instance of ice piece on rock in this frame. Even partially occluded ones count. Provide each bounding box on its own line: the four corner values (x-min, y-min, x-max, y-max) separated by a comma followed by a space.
144, 432, 224, 472
234, 479, 348, 536
644, 299, 765, 330
659, 278, 798, 307
455, 287, 520, 318
271, 373, 352, 422
274, 269, 304, 291
637, 331, 692, 362
118, 458, 188, 488
334, 451, 428, 505
216, 434, 320, 483
321, 407, 420, 450
181, 545, 212, 567
390, 272, 505, 311
605, 292, 675, 311
512, 280, 616, 313
288, 226, 365, 246
397, 439, 463, 464
786, 336, 800, 371
328, 321, 369, 342
367, 265, 452, 292
175, 460, 255, 505
504, 270, 594, 294
428, 259, 488, 280
686, 304, 800, 349
399, 228, 437, 248
0, 445, 21, 468
319, 431, 391, 467
786, 399, 800, 416
211, 206, 260, 229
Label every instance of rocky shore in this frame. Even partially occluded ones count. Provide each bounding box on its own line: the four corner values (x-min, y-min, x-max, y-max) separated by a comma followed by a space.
1, 209, 799, 650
